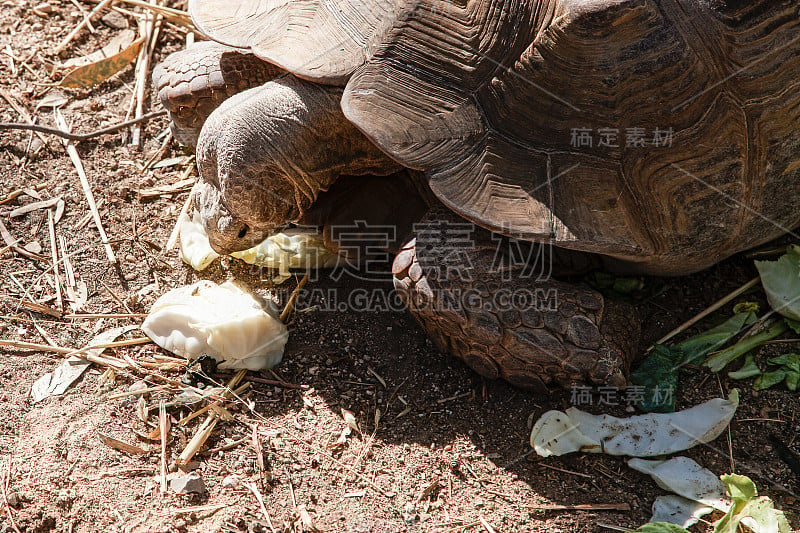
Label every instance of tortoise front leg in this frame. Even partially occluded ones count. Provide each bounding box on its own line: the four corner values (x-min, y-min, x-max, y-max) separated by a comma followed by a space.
392, 212, 638, 391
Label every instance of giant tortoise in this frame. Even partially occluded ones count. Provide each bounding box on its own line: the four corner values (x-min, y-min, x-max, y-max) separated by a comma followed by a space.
153, 0, 800, 391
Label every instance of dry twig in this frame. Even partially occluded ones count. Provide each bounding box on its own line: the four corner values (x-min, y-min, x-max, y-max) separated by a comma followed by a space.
130, 1, 162, 146
46, 210, 63, 311
1, 459, 21, 533
159, 400, 168, 493
177, 370, 247, 467
529, 503, 631, 511
0, 110, 166, 142
244, 481, 277, 533
54, 109, 116, 263
280, 274, 309, 323
651, 276, 760, 348
54, 0, 115, 54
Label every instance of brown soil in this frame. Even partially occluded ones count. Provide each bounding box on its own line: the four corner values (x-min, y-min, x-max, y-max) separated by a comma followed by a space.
0, 2, 798, 532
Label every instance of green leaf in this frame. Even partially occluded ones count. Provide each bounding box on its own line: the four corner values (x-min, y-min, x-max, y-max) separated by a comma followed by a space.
633, 312, 755, 412
714, 497, 790, 533
630, 345, 680, 412
635, 523, 691, 533
590, 272, 650, 298
753, 370, 788, 390
755, 245, 800, 321
721, 474, 758, 501
767, 353, 800, 372
613, 277, 645, 294
676, 312, 756, 365
785, 318, 800, 334
705, 320, 788, 372
727, 355, 761, 380
714, 474, 790, 533
733, 301, 760, 314
785, 371, 799, 391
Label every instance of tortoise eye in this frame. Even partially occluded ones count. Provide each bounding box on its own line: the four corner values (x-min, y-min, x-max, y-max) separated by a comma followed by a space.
237, 224, 249, 239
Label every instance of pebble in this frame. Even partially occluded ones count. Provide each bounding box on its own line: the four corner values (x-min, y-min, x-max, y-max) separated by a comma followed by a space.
6, 492, 22, 508
101, 11, 128, 29
127, 381, 148, 396
221, 474, 240, 489
33, 2, 54, 15
170, 472, 206, 495
402, 502, 419, 523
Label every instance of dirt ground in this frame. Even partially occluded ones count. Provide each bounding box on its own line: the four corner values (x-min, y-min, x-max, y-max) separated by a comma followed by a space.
0, 2, 798, 532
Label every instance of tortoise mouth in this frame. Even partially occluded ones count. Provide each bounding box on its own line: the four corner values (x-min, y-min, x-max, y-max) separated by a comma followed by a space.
191, 180, 290, 255
198, 171, 429, 257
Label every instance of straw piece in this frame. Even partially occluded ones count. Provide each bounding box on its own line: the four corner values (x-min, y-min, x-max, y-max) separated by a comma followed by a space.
54, 109, 116, 263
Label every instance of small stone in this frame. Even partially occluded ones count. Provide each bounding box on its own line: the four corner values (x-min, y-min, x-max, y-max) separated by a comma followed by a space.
221, 474, 240, 489
6, 492, 22, 508
169, 472, 206, 495
33, 2, 54, 16
100, 10, 128, 29
402, 501, 418, 523
23, 241, 42, 254
127, 381, 148, 396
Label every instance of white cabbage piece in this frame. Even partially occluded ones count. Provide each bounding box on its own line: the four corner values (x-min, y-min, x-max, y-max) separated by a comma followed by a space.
178, 210, 343, 276
178, 211, 219, 271
141, 280, 288, 370
530, 390, 738, 457
629, 457, 730, 528
650, 495, 714, 529
231, 228, 344, 270
631, 458, 789, 533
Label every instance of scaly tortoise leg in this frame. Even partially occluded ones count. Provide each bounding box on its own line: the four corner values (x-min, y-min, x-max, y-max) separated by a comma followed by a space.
152, 41, 283, 147
392, 211, 639, 391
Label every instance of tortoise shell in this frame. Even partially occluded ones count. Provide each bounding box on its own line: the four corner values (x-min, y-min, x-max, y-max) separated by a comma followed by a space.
191, 0, 800, 276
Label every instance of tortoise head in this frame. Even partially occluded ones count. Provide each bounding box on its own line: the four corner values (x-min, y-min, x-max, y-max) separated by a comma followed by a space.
192, 75, 400, 255
191, 176, 299, 254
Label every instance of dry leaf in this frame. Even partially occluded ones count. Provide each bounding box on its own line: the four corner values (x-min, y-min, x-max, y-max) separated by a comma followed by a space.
65, 279, 88, 313
341, 409, 360, 434
138, 177, 194, 198
54, 198, 65, 223
4, 196, 62, 217
150, 156, 186, 170
35, 91, 68, 110
297, 504, 321, 532
136, 395, 148, 423
23, 241, 42, 254
328, 426, 351, 451
30, 325, 136, 403
58, 30, 144, 88
98, 432, 148, 455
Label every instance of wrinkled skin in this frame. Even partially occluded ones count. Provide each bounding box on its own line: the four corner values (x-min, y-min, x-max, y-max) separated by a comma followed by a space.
191, 75, 401, 253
